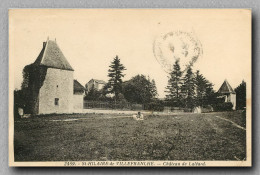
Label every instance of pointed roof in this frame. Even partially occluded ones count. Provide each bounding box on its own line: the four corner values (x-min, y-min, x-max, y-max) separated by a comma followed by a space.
218, 80, 235, 94
74, 80, 85, 93
34, 39, 74, 71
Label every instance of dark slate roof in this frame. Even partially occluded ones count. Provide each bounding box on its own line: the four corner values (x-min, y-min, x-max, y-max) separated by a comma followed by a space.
218, 80, 235, 94
74, 80, 85, 92
34, 39, 74, 71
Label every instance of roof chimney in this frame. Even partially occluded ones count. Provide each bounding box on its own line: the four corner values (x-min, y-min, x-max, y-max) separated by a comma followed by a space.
43, 42, 46, 48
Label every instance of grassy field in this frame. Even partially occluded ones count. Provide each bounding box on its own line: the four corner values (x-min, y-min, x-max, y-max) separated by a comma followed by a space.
14, 111, 246, 161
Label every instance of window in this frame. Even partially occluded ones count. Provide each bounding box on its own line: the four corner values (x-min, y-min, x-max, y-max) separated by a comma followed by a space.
55, 98, 59, 106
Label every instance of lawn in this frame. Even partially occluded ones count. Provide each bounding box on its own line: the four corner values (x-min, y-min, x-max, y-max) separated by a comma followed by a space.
14, 111, 246, 161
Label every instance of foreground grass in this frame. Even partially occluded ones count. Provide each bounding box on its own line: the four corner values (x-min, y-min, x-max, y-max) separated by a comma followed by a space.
14, 111, 246, 161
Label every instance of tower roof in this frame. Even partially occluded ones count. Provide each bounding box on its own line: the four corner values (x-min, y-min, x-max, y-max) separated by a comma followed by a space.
218, 80, 235, 94
33, 39, 74, 71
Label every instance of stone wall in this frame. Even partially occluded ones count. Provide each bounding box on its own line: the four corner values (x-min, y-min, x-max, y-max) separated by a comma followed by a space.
38, 68, 74, 114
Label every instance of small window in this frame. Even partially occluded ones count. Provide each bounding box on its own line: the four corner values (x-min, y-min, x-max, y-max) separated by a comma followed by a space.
55, 98, 59, 106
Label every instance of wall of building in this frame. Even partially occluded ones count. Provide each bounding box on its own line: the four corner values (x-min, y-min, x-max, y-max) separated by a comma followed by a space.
230, 93, 236, 110
38, 68, 74, 114
223, 93, 236, 110
73, 93, 84, 111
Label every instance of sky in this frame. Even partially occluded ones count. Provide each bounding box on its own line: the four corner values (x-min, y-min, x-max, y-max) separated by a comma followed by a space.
9, 9, 251, 98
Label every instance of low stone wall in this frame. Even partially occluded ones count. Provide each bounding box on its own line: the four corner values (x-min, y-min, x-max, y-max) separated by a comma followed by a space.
74, 108, 151, 115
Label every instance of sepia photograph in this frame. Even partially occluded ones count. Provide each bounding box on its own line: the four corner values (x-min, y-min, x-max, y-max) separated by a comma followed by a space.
9, 9, 251, 167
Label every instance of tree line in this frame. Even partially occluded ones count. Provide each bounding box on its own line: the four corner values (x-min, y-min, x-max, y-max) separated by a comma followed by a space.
85, 55, 246, 111
165, 60, 217, 110
85, 55, 158, 106
13, 55, 246, 116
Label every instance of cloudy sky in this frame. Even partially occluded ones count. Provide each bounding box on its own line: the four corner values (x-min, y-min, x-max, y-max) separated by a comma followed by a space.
10, 9, 251, 97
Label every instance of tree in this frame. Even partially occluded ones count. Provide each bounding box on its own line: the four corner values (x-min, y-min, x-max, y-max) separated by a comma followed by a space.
20, 64, 47, 114
165, 60, 183, 107
148, 76, 158, 98
107, 55, 126, 100
181, 66, 196, 109
204, 81, 217, 106
122, 75, 157, 104
194, 70, 206, 106
14, 89, 26, 118
151, 79, 158, 98
84, 86, 102, 101
194, 70, 216, 107
235, 80, 246, 110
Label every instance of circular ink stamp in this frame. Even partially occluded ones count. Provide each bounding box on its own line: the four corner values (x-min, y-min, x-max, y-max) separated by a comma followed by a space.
153, 30, 203, 73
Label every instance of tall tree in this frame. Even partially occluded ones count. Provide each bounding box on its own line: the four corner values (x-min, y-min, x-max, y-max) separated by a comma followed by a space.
181, 66, 196, 109
204, 80, 216, 105
151, 79, 158, 98
194, 70, 207, 106
107, 55, 126, 100
235, 80, 246, 110
194, 70, 216, 106
147, 76, 158, 98
165, 60, 183, 107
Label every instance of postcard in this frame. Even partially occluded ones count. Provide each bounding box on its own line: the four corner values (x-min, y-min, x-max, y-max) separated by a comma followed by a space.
9, 9, 251, 167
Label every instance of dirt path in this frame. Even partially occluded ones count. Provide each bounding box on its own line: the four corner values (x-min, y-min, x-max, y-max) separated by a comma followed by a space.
215, 116, 246, 131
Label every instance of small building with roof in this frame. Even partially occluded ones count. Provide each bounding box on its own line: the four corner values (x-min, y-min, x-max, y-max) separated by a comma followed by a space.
217, 79, 236, 110
85, 79, 106, 92
23, 38, 85, 114
73, 80, 85, 111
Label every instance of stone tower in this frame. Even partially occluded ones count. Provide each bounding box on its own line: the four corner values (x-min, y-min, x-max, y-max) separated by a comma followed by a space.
26, 38, 74, 114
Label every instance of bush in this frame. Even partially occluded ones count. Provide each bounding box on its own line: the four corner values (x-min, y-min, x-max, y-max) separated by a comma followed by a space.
144, 100, 164, 111
117, 93, 127, 103
183, 108, 192, 112
213, 102, 233, 111
201, 105, 214, 113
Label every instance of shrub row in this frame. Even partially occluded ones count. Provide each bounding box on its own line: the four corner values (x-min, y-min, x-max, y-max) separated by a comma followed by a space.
144, 101, 164, 111
213, 102, 233, 112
